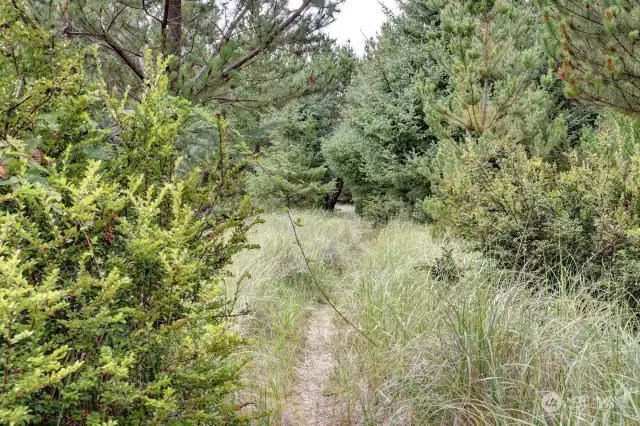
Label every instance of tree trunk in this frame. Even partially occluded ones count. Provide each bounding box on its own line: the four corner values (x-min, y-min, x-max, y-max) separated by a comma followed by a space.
480, 16, 491, 133
323, 178, 344, 211
163, 0, 182, 85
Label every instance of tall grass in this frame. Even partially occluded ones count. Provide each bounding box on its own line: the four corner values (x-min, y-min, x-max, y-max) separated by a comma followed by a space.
336, 221, 640, 425
229, 210, 640, 425
226, 208, 367, 422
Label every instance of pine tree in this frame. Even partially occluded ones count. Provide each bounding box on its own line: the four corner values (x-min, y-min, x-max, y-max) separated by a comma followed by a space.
26, 0, 345, 106
421, 0, 556, 157
540, 0, 640, 116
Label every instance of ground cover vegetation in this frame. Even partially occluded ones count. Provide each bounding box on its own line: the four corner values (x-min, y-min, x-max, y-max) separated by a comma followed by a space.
240, 211, 640, 424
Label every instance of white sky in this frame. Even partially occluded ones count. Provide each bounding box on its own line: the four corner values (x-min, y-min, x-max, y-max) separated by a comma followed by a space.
327, 0, 396, 55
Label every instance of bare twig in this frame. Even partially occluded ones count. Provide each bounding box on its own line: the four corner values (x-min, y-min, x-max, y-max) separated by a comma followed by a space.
253, 161, 378, 346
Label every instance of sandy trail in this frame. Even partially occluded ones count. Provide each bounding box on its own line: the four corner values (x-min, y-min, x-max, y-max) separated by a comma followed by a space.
281, 305, 346, 426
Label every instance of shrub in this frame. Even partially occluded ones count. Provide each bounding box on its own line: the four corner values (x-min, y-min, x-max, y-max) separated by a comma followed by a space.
0, 142, 253, 424
426, 113, 640, 294
1, 5, 257, 423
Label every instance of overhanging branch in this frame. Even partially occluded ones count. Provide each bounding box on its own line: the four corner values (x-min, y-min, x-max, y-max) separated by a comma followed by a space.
221, 0, 313, 76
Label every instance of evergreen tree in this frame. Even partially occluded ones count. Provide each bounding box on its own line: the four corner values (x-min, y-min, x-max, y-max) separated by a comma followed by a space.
246, 46, 355, 210
420, 0, 557, 158
27, 0, 345, 106
248, 134, 335, 210
323, 3, 440, 220
540, 0, 640, 116
420, 0, 581, 227
246, 97, 336, 209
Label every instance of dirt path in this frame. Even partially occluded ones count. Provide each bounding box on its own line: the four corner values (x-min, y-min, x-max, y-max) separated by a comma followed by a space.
281, 305, 345, 426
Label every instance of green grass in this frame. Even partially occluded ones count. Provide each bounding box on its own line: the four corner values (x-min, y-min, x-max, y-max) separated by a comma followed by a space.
226, 208, 367, 423
229, 210, 640, 425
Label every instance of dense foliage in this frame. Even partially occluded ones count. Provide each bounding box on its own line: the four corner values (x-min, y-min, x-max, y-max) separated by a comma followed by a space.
540, 0, 640, 116
323, 4, 438, 220
246, 100, 338, 210
1, 143, 253, 424
418, 0, 640, 291
430, 114, 640, 279
320, 0, 593, 221
0, 3, 257, 423
4, 0, 640, 422
245, 47, 356, 210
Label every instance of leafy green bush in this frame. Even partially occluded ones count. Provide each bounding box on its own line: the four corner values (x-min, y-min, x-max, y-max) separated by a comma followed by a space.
1, 5, 257, 423
427, 113, 640, 293
1, 142, 252, 424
